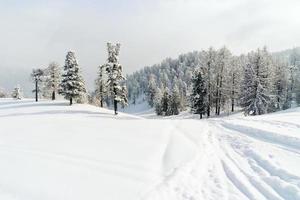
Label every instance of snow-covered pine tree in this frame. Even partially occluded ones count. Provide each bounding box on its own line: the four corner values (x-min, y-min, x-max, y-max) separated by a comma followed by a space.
146, 74, 157, 107
191, 69, 207, 119
45, 62, 61, 100
120, 86, 128, 108
95, 65, 106, 107
289, 48, 300, 106
200, 47, 217, 117
228, 56, 243, 112
59, 51, 86, 105
104, 43, 127, 114
11, 85, 22, 100
154, 88, 163, 115
240, 48, 272, 115
170, 85, 181, 115
271, 58, 288, 111
31, 68, 44, 102
160, 87, 170, 116
0, 87, 8, 98
215, 47, 231, 115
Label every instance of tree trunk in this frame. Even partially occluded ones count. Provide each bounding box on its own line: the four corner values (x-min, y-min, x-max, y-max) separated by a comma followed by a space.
217, 65, 224, 116
207, 105, 210, 118
215, 99, 218, 115
207, 61, 211, 118
207, 92, 211, 118
217, 91, 222, 115
35, 80, 38, 102
231, 73, 235, 112
100, 99, 103, 108
114, 100, 118, 115
52, 91, 55, 100
70, 97, 73, 105
200, 113, 202, 119
215, 75, 219, 115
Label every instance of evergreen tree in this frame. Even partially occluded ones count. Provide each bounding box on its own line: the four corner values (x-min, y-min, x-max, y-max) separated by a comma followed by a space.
0, 87, 8, 98
45, 62, 61, 100
228, 56, 244, 112
200, 47, 217, 117
290, 48, 300, 106
11, 85, 22, 100
169, 85, 181, 115
241, 48, 272, 115
146, 74, 157, 107
271, 59, 288, 111
95, 65, 106, 107
191, 70, 207, 119
154, 88, 163, 115
215, 47, 231, 115
120, 86, 128, 108
104, 43, 127, 114
31, 68, 44, 102
161, 88, 170, 116
59, 51, 86, 105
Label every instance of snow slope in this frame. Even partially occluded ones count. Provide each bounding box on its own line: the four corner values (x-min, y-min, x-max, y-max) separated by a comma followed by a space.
1, 99, 300, 200
0, 99, 197, 200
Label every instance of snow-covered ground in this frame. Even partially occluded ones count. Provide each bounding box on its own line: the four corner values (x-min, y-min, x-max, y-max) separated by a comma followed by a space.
1, 99, 300, 200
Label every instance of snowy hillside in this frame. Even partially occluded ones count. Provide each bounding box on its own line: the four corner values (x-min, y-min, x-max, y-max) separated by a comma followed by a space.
1, 99, 300, 200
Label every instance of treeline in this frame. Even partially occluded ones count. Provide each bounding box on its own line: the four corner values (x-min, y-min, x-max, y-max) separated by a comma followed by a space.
126, 47, 300, 117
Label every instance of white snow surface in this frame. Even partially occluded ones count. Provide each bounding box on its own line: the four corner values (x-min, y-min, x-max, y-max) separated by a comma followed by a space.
1, 99, 300, 200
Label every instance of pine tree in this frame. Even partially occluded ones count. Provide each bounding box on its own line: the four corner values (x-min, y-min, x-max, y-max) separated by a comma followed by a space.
59, 51, 86, 105
215, 47, 231, 115
31, 68, 44, 102
228, 56, 243, 112
200, 47, 217, 117
191, 69, 207, 119
146, 74, 157, 107
241, 48, 272, 115
95, 65, 106, 107
170, 85, 181, 115
0, 87, 8, 98
11, 85, 22, 100
271, 59, 288, 111
160, 87, 170, 116
154, 88, 163, 115
104, 43, 127, 114
289, 48, 300, 106
120, 86, 128, 108
45, 62, 61, 100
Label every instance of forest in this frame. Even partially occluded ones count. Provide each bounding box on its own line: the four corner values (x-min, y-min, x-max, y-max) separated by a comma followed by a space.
125, 46, 300, 118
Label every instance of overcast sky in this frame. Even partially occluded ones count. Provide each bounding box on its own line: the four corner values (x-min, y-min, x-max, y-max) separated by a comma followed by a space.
0, 0, 300, 90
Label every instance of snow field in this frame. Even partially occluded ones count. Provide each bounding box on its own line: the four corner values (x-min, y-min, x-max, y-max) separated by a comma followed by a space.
1, 99, 300, 200
0, 99, 196, 200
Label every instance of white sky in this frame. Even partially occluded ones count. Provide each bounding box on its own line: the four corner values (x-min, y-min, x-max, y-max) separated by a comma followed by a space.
0, 0, 300, 89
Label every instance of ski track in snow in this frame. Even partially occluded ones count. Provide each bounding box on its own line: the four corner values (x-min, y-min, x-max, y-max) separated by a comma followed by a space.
145, 114, 300, 200
1, 99, 300, 200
